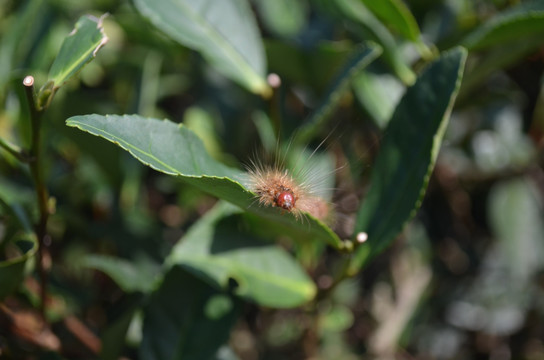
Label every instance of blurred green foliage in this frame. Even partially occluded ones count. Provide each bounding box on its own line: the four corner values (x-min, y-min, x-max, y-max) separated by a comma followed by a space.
0, 0, 543, 359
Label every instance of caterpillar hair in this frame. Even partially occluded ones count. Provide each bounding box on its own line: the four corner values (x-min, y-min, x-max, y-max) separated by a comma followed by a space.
244, 137, 336, 224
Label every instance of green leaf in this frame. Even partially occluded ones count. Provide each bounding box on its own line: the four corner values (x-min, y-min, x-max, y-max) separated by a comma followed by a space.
47, 15, 108, 90
265, 39, 353, 92
100, 297, 142, 360
83, 255, 162, 293
361, 0, 432, 58
460, 34, 544, 97
253, 0, 308, 38
352, 71, 405, 129
184, 106, 223, 160
350, 47, 467, 273
265, 316, 304, 347
463, 1, 544, 51
0, 236, 38, 300
297, 42, 382, 143
167, 202, 317, 308
214, 346, 241, 360
361, 0, 419, 42
140, 267, 240, 360
0, 180, 34, 298
0, 0, 46, 96
0, 177, 35, 232
252, 111, 277, 154
333, 0, 416, 85
133, 0, 271, 96
488, 178, 544, 282
66, 114, 342, 249
319, 304, 354, 333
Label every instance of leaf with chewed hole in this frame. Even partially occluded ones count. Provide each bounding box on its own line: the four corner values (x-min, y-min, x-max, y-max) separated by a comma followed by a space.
167, 202, 317, 308
39, 15, 108, 108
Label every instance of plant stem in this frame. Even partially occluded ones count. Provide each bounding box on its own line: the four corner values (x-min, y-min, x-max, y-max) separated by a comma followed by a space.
0, 137, 30, 162
315, 254, 352, 302
316, 234, 368, 301
23, 75, 49, 318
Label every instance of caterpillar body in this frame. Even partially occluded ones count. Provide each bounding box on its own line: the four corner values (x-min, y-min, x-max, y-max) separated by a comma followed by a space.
245, 149, 333, 223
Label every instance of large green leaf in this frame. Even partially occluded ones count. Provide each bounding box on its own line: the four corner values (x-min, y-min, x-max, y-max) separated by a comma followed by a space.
133, 0, 270, 96
140, 267, 240, 360
349, 47, 467, 273
66, 114, 342, 249
167, 202, 317, 308
463, 1, 544, 51
39, 15, 108, 108
297, 42, 382, 143
0, 236, 38, 300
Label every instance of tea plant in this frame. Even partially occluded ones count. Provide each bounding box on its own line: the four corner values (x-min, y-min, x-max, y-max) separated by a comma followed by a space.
1, 0, 543, 359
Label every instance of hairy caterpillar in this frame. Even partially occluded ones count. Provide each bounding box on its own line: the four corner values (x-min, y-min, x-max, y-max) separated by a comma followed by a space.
245, 144, 335, 223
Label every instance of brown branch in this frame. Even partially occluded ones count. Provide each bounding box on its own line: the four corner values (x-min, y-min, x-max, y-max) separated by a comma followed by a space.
64, 316, 102, 355
23, 75, 50, 319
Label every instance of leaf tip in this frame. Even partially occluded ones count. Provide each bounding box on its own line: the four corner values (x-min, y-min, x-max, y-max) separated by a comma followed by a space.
93, 13, 110, 56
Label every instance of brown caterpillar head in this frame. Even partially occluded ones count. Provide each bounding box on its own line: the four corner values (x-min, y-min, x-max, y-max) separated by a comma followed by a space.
275, 190, 296, 211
